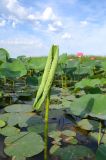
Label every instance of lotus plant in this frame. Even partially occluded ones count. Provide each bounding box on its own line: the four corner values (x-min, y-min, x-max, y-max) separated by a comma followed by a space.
33, 45, 59, 160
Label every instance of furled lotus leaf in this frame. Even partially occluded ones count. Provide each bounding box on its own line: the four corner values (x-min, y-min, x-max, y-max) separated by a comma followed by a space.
4, 132, 44, 158
50, 145, 95, 159
33, 45, 59, 110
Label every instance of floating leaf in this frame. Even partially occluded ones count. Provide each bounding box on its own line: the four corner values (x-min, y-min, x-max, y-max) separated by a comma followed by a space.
49, 131, 61, 139
4, 132, 44, 158
5, 104, 33, 113
77, 119, 99, 131
7, 113, 42, 127
62, 130, 76, 137
51, 145, 95, 160
28, 123, 57, 133
50, 145, 60, 154
0, 126, 20, 136
0, 120, 6, 128
96, 144, 106, 160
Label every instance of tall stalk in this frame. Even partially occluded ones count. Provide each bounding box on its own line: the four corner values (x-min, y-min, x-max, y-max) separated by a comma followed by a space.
44, 92, 50, 160
33, 45, 59, 159
98, 121, 102, 145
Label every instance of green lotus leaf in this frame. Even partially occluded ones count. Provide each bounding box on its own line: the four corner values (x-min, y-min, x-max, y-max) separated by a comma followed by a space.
51, 145, 95, 160
5, 104, 33, 113
77, 119, 99, 131
90, 132, 106, 144
0, 126, 20, 136
0, 113, 13, 122
101, 61, 106, 71
59, 54, 68, 64
26, 76, 38, 86
28, 123, 57, 133
0, 120, 6, 128
50, 144, 60, 154
49, 131, 61, 140
0, 59, 27, 78
75, 78, 101, 89
28, 57, 47, 71
62, 130, 76, 137
7, 113, 42, 127
4, 132, 44, 158
68, 94, 106, 120
96, 144, 106, 160
0, 48, 10, 64
70, 138, 78, 144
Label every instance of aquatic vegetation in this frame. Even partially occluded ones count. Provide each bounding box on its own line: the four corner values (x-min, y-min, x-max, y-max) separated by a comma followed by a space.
0, 46, 106, 159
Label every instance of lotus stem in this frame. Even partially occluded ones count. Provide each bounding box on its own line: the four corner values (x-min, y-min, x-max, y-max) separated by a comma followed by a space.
98, 121, 102, 146
61, 75, 64, 88
44, 92, 50, 160
3, 77, 6, 85
65, 74, 67, 88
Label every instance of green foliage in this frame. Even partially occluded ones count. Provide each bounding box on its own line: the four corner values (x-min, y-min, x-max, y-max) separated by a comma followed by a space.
51, 145, 95, 160
4, 132, 44, 158
96, 144, 106, 160
0, 59, 27, 79
5, 104, 33, 113
0, 126, 20, 136
59, 53, 68, 64
68, 94, 106, 120
0, 48, 10, 64
33, 45, 59, 110
0, 120, 6, 128
77, 119, 99, 130
28, 57, 47, 71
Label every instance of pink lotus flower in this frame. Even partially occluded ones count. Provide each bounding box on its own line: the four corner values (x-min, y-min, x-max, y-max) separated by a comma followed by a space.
76, 52, 84, 58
